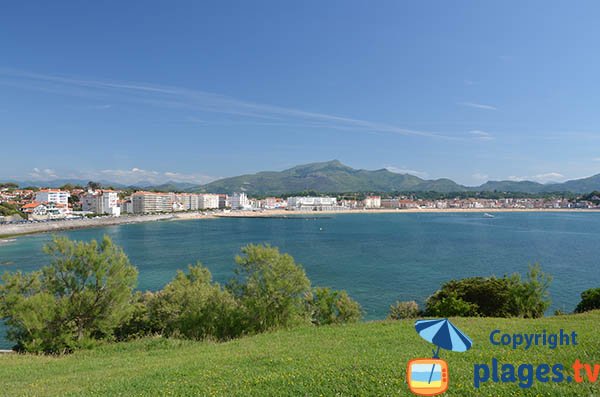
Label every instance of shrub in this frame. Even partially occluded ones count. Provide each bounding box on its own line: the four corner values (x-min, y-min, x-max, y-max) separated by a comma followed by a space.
425, 291, 479, 317
150, 263, 242, 340
0, 236, 138, 353
574, 287, 600, 313
507, 263, 552, 318
114, 291, 158, 341
305, 287, 362, 325
424, 264, 552, 318
425, 277, 513, 317
228, 244, 311, 332
387, 301, 420, 320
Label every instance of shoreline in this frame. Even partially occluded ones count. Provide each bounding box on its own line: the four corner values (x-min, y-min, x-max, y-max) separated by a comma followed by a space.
214, 207, 600, 218
0, 212, 215, 239
1, 208, 598, 238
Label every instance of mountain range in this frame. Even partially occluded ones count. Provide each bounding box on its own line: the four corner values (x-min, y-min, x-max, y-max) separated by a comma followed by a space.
5, 160, 600, 195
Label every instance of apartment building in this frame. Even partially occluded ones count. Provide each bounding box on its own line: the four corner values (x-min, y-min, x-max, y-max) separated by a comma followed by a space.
286, 196, 338, 211
35, 189, 70, 205
132, 192, 174, 213
199, 194, 219, 209
230, 192, 249, 209
81, 190, 121, 216
218, 194, 229, 209
363, 196, 381, 209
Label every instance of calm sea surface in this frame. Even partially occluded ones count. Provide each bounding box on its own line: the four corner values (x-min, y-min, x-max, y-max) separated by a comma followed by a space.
1, 212, 600, 348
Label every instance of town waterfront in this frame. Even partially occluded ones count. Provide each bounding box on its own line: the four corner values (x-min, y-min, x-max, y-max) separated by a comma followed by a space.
1, 211, 600, 348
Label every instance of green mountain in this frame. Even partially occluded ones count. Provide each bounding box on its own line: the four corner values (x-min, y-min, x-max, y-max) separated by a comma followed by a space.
196, 160, 600, 195
197, 160, 465, 195
473, 180, 547, 194
542, 173, 600, 193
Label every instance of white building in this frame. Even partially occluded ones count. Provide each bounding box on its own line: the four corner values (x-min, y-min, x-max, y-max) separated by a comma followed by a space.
199, 194, 220, 209
35, 189, 70, 205
132, 192, 174, 213
287, 196, 339, 211
363, 196, 381, 209
81, 190, 121, 216
230, 192, 250, 209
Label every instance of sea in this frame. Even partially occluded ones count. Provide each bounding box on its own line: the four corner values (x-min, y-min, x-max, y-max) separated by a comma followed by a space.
1, 212, 599, 348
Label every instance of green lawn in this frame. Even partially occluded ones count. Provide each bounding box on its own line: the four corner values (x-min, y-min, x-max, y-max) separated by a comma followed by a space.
1, 312, 599, 396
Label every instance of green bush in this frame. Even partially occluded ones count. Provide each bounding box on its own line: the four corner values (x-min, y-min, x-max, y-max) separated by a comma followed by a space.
424, 264, 551, 318
507, 263, 552, 318
1, 239, 366, 353
114, 291, 158, 341
574, 287, 600, 313
305, 287, 362, 325
150, 263, 242, 341
387, 300, 420, 320
229, 244, 312, 332
0, 236, 138, 353
425, 291, 479, 317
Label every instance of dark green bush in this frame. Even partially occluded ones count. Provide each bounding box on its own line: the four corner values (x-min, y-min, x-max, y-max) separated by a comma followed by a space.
574, 287, 600, 313
424, 264, 551, 318
305, 287, 362, 325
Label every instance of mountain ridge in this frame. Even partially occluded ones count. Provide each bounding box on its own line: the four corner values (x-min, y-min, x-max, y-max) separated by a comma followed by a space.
4, 160, 600, 195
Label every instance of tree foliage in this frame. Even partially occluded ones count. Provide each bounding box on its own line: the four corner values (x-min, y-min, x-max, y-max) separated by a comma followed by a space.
425, 264, 551, 318
0, 236, 137, 353
574, 287, 600, 313
387, 301, 421, 320
149, 263, 242, 340
305, 287, 362, 325
229, 244, 311, 332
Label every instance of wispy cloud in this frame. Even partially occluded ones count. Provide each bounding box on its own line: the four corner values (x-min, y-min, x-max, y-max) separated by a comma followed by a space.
471, 172, 489, 181
24, 167, 217, 185
29, 168, 58, 179
508, 172, 566, 183
0, 68, 459, 140
385, 166, 429, 178
458, 102, 498, 111
468, 130, 494, 141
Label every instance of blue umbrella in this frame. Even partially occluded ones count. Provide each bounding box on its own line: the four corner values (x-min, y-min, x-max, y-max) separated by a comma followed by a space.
414, 318, 473, 383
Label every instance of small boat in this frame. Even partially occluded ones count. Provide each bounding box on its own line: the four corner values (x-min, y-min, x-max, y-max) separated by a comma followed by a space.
483, 213, 495, 218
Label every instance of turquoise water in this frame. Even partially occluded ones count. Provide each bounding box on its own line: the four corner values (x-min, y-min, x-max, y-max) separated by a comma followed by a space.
1, 212, 600, 348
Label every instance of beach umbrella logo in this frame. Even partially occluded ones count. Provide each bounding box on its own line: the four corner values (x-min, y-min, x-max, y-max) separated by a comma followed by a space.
406, 318, 473, 396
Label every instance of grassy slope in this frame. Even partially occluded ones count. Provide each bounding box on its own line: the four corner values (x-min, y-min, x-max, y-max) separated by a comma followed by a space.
1, 312, 599, 396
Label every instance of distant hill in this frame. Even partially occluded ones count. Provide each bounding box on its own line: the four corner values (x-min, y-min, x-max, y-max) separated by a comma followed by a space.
5, 161, 600, 195
198, 160, 600, 195
197, 160, 466, 195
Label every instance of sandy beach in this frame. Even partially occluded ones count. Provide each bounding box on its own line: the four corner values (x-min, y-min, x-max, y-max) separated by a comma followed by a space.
0, 212, 216, 238
1, 208, 597, 238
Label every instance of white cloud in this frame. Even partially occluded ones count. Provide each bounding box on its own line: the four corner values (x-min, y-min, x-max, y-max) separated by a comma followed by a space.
386, 166, 429, 178
0, 68, 459, 141
458, 102, 498, 111
472, 173, 489, 181
593, 157, 600, 162
28, 168, 57, 179
24, 167, 216, 185
508, 172, 566, 183
468, 130, 494, 141
97, 168, 214, 184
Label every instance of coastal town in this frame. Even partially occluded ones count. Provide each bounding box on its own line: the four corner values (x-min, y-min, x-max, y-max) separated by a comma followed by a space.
1, 184, 600, 224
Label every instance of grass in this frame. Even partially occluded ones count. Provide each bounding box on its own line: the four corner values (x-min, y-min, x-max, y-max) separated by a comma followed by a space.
1, 312, 599, 396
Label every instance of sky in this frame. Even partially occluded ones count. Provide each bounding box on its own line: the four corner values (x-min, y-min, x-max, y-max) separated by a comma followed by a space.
2, 1, 600, 186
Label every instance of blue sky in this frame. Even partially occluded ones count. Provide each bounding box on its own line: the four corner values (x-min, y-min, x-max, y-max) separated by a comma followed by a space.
2, 1, 600, 186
